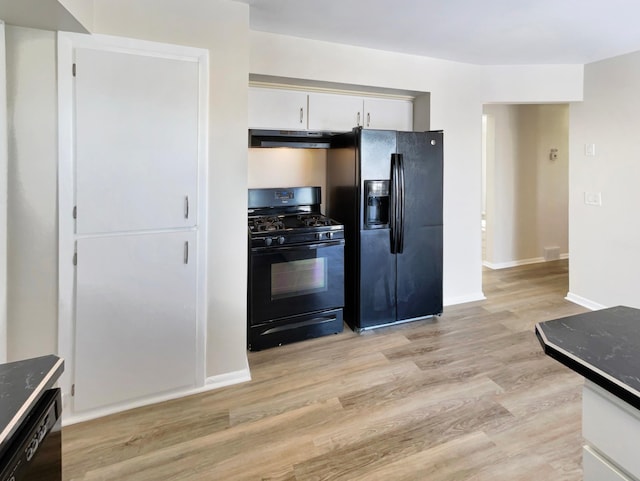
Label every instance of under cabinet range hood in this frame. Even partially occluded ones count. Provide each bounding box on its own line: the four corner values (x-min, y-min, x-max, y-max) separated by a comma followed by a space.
249, 129, 342, 149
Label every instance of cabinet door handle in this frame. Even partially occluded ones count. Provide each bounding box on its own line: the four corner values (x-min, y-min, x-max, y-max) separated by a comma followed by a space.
300, 107, 304, 124
184, 195, 189, 219
357, 112, 361, 126
367, 112, 371, 127
184, 241, 189, 264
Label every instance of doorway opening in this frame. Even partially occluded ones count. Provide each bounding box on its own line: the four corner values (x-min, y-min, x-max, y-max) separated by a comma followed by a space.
481, 104, 570, 282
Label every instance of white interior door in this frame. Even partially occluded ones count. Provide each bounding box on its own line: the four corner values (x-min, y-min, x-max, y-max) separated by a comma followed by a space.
74, 231, 197, 412
74, 47, 199, 235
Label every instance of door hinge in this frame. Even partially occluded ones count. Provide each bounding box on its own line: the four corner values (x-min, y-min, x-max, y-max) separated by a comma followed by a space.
72, 63, 76, 77
73, 251, 77, 266
71, 384, 75, 396
72, 205, 77, 219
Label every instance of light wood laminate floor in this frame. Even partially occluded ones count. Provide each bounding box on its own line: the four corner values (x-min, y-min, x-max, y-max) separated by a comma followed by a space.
62, 260, 587, 480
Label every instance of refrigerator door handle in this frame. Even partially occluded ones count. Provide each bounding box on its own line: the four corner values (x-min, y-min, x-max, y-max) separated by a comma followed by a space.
390, 153, 400, 254
390, 154, 396, 254
397, 153, 406, 254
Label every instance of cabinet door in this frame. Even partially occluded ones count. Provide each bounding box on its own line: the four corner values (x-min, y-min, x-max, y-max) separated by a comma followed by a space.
249, 87, 307, 130
584, 446, 632, 481
74, 232, 197, 413
308, 92, 363, 131
364, 98, 413, 131
75, 48, 199, 235
583, 383, 640, 479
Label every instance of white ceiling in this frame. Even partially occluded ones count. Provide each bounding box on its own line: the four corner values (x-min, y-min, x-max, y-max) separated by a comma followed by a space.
235, 0, 640, 65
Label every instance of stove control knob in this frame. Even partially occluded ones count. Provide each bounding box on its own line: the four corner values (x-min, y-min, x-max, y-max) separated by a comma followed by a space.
326, 232, 334, 239
316, 233, 323, 241
277, 236, 285, 245
264, 237, 273, 247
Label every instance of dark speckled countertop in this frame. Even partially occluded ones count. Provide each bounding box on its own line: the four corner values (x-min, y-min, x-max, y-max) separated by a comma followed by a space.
0, 355, 64, 453
536, 306, 640, 410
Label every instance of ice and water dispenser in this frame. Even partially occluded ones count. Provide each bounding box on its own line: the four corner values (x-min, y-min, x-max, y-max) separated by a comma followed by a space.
364, 180, 390, 229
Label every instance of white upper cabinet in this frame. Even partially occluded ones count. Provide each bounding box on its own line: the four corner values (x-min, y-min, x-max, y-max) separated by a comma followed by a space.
249, 86, 414, 132
75, 48, 199, 234
249, 87, 307, 130
364, 98, 413, 131
307, 92, 364, 131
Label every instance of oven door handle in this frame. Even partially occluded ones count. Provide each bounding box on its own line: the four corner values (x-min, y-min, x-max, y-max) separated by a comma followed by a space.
261, 315, 339, 335
251, 240, 345, 253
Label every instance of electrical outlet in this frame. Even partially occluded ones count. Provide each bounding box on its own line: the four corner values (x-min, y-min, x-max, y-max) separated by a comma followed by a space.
584, 192, 602, 206
585, 144, 596, 156
549, 148, 558, 160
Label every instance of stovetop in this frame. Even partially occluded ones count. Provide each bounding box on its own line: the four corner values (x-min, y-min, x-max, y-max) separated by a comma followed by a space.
249, 213, 341, 233
248, 213, 344, 249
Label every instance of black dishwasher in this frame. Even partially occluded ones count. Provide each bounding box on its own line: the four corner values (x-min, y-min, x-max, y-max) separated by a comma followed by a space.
0, 388, 62, 481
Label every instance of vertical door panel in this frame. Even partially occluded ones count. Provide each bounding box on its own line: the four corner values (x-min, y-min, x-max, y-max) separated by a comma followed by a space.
358, 229, 396, 328
356, 130, 397, 328
359, 129, 395, 180
396, 131, 443, 320
75, 48, 199, 234
396, 224, 443, 320
398, 131, 443, 228
359, 129, 395, 230
74, 232, 197, 412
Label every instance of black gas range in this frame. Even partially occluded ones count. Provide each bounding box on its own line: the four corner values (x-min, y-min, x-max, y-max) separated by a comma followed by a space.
247, 187, 345, 351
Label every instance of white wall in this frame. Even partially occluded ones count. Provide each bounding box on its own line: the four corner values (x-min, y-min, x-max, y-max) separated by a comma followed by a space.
5, 26, 58, 360
248, 148, 326, 200
569, 51, 640, 309
534, 105, 570, 261
481, 65, 583, 103
92, 0, 250, 378
249, 31, 583, 305
483, 104, 569, 268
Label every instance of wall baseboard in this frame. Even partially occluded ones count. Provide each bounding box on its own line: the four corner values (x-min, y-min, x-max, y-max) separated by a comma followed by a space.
484, 254, 569, 270
565, 292, 607, 311
205, 367, 252, 389
444, 292, 486, 306
62, 367, 252, 426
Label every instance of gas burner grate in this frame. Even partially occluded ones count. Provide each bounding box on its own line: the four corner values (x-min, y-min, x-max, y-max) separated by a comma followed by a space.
250, 216, 285, 232
297, 214, 332, 227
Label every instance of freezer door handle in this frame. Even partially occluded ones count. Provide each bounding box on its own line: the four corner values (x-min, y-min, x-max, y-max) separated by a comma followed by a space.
390, 153, 401, 254
397, 153, 406, 254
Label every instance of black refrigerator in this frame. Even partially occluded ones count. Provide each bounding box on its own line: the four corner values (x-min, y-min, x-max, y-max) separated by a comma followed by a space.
326, 127, 443, 331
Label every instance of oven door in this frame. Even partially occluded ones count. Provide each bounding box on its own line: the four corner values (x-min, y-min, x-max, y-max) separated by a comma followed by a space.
249, 240, 345, 325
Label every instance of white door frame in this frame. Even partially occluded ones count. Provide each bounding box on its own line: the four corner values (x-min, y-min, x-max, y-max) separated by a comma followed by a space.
57, 32, 209, 419
0, 22, 7, 363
